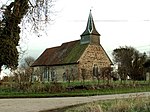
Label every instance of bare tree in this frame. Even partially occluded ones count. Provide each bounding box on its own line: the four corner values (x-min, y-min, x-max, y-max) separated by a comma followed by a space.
33, 67, 44, 82
101, 67, 112, 85
24, 56, 35, 67
81, 68, 86, 85
20, 56, 35, 83
93, 64, 101, 85
22, 0, 55, 35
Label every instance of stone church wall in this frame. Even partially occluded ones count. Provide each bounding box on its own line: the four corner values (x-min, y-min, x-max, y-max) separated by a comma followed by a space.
78, 44, 112, 80
41, 64, 79, 82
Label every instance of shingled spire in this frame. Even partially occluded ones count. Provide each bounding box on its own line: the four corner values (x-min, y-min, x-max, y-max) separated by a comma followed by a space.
80, 10, 101, 45
81, 10, 100, 36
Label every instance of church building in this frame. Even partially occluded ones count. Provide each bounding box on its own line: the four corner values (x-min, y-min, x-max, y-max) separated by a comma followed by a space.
32, 11, 112, 82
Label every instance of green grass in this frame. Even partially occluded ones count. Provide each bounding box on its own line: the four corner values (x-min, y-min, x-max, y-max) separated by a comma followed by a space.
0, 80, 149, 98
62, 80, 150, 86
0, 83, 149, 98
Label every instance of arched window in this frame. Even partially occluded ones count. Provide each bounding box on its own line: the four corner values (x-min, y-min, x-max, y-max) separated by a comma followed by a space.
93, 64, 98, 77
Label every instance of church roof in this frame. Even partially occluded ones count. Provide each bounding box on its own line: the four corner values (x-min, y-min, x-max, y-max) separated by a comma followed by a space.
31, 40, 88, 67
81, 10, 100, 36
32, 11, 112, 67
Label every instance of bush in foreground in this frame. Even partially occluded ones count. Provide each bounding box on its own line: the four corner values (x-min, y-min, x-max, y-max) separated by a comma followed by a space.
65, 103, 103, 112
63, 96, 150, 112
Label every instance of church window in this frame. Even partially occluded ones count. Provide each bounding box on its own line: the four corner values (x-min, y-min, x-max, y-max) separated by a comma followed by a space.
44, 67, 49, 79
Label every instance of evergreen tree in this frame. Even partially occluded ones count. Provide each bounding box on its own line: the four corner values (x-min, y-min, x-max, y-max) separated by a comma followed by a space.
0, 0, 54, 73
112, 46, 147, 80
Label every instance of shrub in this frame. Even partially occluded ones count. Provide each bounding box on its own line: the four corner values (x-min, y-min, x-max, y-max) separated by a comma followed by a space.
64, 97, 150, 112
47, 82, 65, 93
103, 96, 150, 112
132, 97, 150, 112
27, 82, 65, 93
108, 100, 130, 112
28, 83, 45, 93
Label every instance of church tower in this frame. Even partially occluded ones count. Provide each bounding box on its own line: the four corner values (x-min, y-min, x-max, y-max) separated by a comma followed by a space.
80, 10, 101, 45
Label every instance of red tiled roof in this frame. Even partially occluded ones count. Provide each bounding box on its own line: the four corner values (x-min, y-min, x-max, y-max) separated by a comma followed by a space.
31, 40, 88, 67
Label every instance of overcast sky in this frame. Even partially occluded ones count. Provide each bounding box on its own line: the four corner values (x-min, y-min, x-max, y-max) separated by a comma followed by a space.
1, 0, 150, 59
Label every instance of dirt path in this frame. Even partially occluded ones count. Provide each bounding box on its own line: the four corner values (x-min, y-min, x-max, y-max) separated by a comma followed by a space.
0, 92, 149, 112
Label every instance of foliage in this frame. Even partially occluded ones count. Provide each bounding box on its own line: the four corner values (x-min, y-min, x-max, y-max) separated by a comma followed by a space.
0, 80, 150, 98
0, 0, 55, 73
0, 38, 18, 70
112, 46, 147, 80
107, 97, 150, 112
6, 56, 35, 90
65, 103, 102, 112
0, 0, 54, 34
48, 96, 150, 112
0, 1, 29, 72
100, 67, 112, 84
47, 82, 65, 93
144, 59, 150, 68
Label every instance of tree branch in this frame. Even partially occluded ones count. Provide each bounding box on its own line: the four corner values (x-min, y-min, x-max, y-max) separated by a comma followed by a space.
28, 0, 34, 7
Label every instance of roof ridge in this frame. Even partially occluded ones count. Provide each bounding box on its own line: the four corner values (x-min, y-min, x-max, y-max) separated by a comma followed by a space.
46, 46, 60, 50
61, 39, 80, 45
